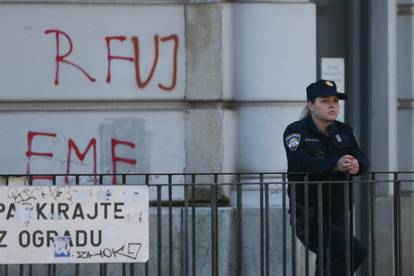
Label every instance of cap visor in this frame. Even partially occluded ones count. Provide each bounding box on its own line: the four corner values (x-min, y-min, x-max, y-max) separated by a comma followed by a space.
337, 93, 347, 100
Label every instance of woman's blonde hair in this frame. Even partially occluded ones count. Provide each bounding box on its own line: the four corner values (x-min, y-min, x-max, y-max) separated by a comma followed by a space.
299, 104, 310, 120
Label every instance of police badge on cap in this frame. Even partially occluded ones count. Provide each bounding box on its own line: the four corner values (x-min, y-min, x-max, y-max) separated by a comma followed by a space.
285, 133, 301, 151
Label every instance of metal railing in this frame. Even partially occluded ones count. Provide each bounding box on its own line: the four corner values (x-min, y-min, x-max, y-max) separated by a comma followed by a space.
0, 172, 409, 276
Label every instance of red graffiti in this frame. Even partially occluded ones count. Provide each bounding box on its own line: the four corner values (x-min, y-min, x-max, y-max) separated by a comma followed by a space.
26, 131, 57, 181
65, 138, 97, 184
25, 131, 138, 184
45, 28, 179, 92
158, 34, 179, 91
111, 139, 137, 185
44, 29, 96, 85
105, 36, 134, 83
132, 35, 159, 89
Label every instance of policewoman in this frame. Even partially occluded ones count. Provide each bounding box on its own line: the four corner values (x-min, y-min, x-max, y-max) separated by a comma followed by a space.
283, 80, 369, 276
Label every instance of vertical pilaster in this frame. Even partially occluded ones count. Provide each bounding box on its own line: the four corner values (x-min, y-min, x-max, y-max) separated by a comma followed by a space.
370, 2, 398, 276
370, 0, 398, 193
397, 1, 414, 276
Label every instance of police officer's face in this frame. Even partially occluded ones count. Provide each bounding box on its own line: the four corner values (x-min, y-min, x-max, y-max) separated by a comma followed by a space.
308, 96, 339, 123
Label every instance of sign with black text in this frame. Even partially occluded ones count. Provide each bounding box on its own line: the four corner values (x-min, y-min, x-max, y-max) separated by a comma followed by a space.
0, 185, 148, 264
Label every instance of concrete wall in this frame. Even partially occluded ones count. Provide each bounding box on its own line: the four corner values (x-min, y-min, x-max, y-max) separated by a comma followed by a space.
370, 0, 398, 194
235, 3, 316, 173
0, 3, 188, 180
398, 1, 414, 187
0, 1, 316, 188
0, 1, 316, 176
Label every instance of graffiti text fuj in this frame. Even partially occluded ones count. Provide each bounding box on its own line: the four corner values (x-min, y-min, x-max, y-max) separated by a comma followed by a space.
44, 29, 179, 91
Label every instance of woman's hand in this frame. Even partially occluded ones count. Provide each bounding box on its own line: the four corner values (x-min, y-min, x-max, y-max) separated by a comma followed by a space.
347, 158, 359, 175
336, 155, 359, 175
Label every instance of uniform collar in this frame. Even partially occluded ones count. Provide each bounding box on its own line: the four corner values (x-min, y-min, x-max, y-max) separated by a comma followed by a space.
305, 115, 321, 134
327, 121, 339, 136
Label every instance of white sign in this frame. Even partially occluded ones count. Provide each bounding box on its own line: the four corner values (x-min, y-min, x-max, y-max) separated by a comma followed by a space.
0, 185, 148, 264
0, 4, 185, 100
321, 58, 345, 92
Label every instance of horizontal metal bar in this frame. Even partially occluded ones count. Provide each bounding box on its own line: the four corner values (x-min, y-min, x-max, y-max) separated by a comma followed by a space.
4, 171, 413, 177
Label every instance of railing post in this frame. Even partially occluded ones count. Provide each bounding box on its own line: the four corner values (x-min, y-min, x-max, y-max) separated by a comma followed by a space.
350, 175, 354, 274
370, 173, 377, 276
75, 175, 80, 276
264, 174, 270, 276
191, 174, 196, 276
49, 175, 56, 276
168, 174, 173, 276
367, 173, 376, 276
20, 175, 27, 276
121, 175, 127, 276
183, 175, 189, 276
98, 175, 107, 276
327, 176, 332, 276
259, 173, 264, 276
236, 174, 243, 276
344, 174, 351, 276
282, 173, 287, 276
157, 182, 162, 276
304, 174, 309, 276
393, 172, 401, 276
145, 174, 150, 276
211, 174, 218, 276
290, 175, 297, 276
317, 181, 323, 276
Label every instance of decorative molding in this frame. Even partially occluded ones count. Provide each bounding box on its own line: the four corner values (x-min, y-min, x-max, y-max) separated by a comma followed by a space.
0, 100, 306, 111
398, 4, 414, 15
398, 98, 414, 109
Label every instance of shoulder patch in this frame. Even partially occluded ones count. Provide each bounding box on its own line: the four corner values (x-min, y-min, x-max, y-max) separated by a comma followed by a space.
285, 133, 301, 151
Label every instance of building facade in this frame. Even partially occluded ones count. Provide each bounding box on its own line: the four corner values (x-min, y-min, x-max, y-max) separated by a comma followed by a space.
0, 0, 412, 275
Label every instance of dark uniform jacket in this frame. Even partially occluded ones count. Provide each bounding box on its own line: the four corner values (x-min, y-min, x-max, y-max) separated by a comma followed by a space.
283, 115, 369, 222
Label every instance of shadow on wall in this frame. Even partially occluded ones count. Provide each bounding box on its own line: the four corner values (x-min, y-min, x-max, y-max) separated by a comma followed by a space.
99, 117, 153, 184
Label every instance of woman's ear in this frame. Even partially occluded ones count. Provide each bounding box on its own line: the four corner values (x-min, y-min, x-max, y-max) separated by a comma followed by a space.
308, 101, 314, 112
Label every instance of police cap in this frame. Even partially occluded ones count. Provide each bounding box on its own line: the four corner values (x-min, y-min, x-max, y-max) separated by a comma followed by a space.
306, 79, 348, 101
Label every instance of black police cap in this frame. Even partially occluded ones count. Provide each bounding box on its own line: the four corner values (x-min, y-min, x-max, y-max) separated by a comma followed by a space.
306, 79, 347, 101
